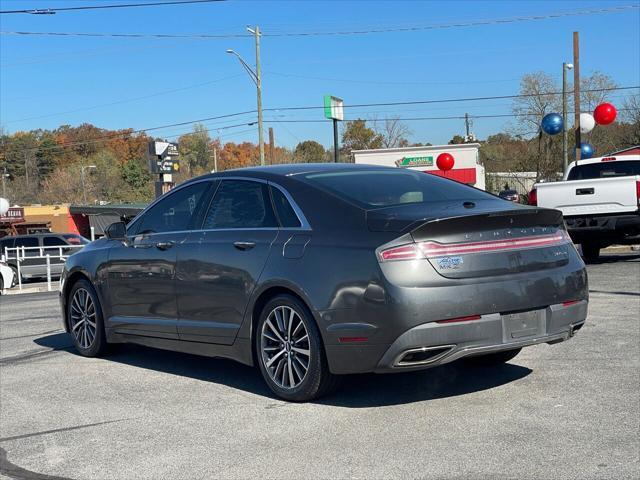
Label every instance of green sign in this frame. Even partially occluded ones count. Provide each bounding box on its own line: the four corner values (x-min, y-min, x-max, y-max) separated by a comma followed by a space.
395, 156, 433, 167
323, 95, 344, 120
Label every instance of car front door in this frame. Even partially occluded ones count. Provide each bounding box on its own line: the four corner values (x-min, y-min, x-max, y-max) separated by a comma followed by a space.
176, 179, 279, 344
104, 180, 214, 339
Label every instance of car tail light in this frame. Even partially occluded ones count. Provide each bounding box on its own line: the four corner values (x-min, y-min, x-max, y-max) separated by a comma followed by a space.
528, 188, 537, 206
601, 156, 616, 161
378, 231, 571, 262
636, 180, 640, 206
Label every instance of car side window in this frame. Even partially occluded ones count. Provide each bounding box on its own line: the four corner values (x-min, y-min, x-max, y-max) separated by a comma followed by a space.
43, 236, 67, 247
133, 181, 213, 235
14, 237, 38, 248
203, 180, 277, 229
270, 186, 302, 228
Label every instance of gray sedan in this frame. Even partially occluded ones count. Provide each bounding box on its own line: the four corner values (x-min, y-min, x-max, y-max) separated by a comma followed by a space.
59, 164, 588, 401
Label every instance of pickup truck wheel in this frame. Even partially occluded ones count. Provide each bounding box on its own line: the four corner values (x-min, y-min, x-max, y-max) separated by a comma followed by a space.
581, 242, 600, 262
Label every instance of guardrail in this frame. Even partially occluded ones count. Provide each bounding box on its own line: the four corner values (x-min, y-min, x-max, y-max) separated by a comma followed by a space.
1, 244, 85, 292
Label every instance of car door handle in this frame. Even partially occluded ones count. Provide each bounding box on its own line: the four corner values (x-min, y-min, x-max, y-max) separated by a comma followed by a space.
233, 241, 256, 251
576, 188, 594, 195
155, 241, 175, 250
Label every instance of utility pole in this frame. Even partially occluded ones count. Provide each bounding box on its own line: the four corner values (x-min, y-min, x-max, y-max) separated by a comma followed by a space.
573, 31, 581, 162
251, 25, 265, 166
80, 165, 96, 205
464, 113, 470, 141
227, 25, 265, 166
333, 120, 339, 162
268, 127, 274, 165
212, 148, 218, 173
562, 62, 573, 173
1, 167, 8, 198
23, 153, 29, 192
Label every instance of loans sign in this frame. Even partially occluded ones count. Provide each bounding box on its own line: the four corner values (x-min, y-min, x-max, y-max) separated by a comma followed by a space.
395, 156, 434, 167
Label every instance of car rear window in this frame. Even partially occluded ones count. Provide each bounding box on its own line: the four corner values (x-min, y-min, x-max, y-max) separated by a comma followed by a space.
567, 160, 640, 180
300, 169, 493, 208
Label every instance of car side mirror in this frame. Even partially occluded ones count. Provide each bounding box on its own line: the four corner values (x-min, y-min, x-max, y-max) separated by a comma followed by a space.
105, 221, 127, 241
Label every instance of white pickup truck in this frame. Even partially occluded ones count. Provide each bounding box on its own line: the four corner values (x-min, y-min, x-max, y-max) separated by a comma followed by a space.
530, 154, 640, 261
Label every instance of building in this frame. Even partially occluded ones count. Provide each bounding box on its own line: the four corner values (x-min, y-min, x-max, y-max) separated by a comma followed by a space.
351, 143, 485, 190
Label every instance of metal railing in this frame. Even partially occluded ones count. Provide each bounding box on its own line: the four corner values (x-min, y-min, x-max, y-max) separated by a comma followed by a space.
1, 244, 85, 292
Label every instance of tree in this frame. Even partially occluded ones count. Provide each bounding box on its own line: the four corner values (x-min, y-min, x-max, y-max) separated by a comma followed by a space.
178, 123, 212, 174
341, 119, 383, 157
512, 72, 560, 136
294, 140, 326, 163
374, 117, 411, 148
448, 134, 466, 145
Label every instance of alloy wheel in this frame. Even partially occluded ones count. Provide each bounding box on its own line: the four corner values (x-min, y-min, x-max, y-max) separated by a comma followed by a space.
260, 305, 310, 389
69, 288, 97, 349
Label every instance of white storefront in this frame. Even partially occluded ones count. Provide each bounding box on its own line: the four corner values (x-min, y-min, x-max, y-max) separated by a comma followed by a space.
352, 143, 485, 190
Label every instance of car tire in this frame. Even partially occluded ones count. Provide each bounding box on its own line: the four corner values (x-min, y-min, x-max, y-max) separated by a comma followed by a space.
0, 275, 3, 294
465, 348, 522, 366
67, 278, 108, 357
255, 294, 338, 402
581, 242, 600, 263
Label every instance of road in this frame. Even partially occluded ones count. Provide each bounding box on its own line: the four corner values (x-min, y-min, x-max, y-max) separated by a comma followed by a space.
1, 253, 639, 480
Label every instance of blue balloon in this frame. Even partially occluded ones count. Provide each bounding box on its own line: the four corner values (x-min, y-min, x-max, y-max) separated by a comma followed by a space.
541, 113, 563, 135
580, 142, 595, 159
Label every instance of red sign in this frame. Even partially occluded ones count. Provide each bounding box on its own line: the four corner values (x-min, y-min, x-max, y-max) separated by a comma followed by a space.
0, 207, 25, 223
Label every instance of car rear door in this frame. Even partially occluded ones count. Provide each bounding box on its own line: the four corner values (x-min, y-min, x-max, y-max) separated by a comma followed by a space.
176, 179, 279, 344
105, 180, 214, 339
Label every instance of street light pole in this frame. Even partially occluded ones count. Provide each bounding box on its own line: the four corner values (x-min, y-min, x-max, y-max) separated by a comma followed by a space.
562, 62, 573, 174
227, 26, 265, 166
80, 165, 96, 205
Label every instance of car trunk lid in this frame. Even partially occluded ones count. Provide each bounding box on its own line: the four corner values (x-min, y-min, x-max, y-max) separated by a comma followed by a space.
373, 201, 574, 279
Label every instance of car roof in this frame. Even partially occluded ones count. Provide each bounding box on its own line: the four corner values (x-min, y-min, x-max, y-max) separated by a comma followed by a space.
186, 162, 398, 184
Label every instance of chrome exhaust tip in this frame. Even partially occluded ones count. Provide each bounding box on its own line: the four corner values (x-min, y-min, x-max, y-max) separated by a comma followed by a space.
395, 345, 456, 367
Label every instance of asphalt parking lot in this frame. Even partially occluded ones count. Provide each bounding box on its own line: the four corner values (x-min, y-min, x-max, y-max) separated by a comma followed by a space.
1, 253, 639, 480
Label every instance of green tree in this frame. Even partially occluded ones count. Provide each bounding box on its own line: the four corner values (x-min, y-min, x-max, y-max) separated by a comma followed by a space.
294, 140, 326, 163
341, 119, 383, 158
179, 123, 212, 174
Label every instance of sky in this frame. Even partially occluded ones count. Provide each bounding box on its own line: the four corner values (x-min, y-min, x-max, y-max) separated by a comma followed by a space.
1, 0, 639, 149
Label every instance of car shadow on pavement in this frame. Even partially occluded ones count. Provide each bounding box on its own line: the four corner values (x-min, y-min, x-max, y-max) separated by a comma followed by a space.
588, 252, 639, 264
35, 333, 531, 408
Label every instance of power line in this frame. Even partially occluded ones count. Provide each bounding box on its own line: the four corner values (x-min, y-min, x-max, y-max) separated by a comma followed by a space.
0, 0, 224, 15
1, 5, 637, 37
4, 86, 638, 154
265, 86, 639, 113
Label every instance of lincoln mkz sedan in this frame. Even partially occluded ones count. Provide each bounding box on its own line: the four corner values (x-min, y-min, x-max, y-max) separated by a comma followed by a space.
60, 164, 588, 401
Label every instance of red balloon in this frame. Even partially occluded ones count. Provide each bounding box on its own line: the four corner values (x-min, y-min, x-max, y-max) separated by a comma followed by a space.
436, 152, 455, 171
593, 103, 617, 125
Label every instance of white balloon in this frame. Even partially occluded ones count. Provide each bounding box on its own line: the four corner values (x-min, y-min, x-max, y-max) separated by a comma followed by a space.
0, 197, 9, 216
580, 113, 596, 134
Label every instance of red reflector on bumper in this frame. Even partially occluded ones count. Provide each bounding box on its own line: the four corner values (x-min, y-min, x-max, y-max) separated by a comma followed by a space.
436, 315, 482, 324
338, 336, 368, 343
562, 300, 580, 307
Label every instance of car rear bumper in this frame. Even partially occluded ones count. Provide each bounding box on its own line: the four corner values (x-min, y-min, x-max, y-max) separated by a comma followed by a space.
566, 213, 640, 243
324, 300, 587, 374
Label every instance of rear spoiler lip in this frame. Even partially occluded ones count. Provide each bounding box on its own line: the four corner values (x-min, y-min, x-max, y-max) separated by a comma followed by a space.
407, 207, 564, 240
366, 201, 563, 233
